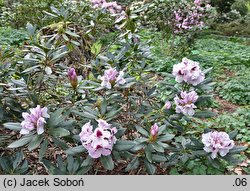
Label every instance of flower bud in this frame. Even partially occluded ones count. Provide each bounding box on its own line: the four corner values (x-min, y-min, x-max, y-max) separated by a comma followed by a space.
68, 67, 78, 90
164, 101, 171, 110
150, 123, 159, 137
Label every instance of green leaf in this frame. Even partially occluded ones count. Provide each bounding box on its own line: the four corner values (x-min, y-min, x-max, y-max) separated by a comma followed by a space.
77, 166, 92, 175
229, 146, 247, 154
8, 134, 35, 148
3, 123, 21, 131
47, 108, 64, 128
115, 128, 126, 138
158, 134, 175, 142
39, 139, 49, 161
145, 146, 152, 163
125, 157, 139, 172
113, 140, 135, 151
100, 155, 114, 170
91, 41, 102, 55
65, 30, 80, 38
50, 128, 70, 137
152, 154, 167, 162
105, 108, 122, 120
144, 159, 156, 175
73, 110, 96, 120
193, 111, 216, 118
100, 98, 107, 115
135, 125, 149, 137
228, 130, 238, 140
82, 156, 94, 167
65, 145, 86, 155
28, 134, 43, 151
13, 151, 24, 169
151, 142, 164, 153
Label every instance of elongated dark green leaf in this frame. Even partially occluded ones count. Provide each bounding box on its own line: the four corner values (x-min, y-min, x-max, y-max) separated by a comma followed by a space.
113, 140, 135, 151
193, 111, 216, 118
50, 128, 70, 137
125, 157, 139, 172
101, 98, 107, 115
229, 146, 247, 154
28, 134, 43, 151
8, 134, 35, 148
3, 123, 21, 131
39, 139, 49, 161
47, 108, 64, 128
77, 165, 91, 175
82, 156, 94, 167
65, 145, 86, 155
100, 155, 114, 170
135, 125, 149, 137
13, 151, 24, 169
228, 130, 238, 140
158, 134, 175, 142
151, 142, 164, 153
152, 154, 167, 162
115, 128, 126, 138
73, 110, 96, 119
145, 146, 152, 163
144, 159, 156, 175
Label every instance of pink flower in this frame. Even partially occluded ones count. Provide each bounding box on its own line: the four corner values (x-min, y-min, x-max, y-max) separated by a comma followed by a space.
79, 120, 117, 158
150, 124, 159, 137
174, 91, 198, 116
20, 105, 50, 135
202, 131, 234, 159
164, 101, 172, 110
90, 0, 122, 14
100, 67, 126, 89
68, 67, 78, 89
172, 58, 205, 86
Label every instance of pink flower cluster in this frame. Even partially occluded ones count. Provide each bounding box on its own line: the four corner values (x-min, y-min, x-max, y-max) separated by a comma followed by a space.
90, 0, 122, 14
174, 91, 199, 116
20, 105, 50, 135
79, 119, 117, 158
172, 57, 205, 86
100, 67, 126, 89
173, 0, 211, 33
202, 131, 234, 159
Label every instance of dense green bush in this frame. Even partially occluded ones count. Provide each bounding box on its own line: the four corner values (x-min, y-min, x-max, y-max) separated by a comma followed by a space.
211, 0, 236, 13
0, 0, 64, 28
231, 0, 249, 16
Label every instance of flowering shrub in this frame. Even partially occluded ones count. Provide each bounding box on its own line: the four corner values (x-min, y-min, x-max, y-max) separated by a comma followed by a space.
172, 0, 212, 34
0, 1, 247, 175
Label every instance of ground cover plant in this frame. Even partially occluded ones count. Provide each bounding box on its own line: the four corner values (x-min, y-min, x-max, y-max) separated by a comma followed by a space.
0, 0, 249, 175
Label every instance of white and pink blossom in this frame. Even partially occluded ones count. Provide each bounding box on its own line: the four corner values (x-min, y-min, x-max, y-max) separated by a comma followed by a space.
202, 131, 234, 159
79, 120, 117, 158
20, 105, 50, 135
172, 58, 205, 86
174, 91, 199, 116
100, 67, 126, 89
